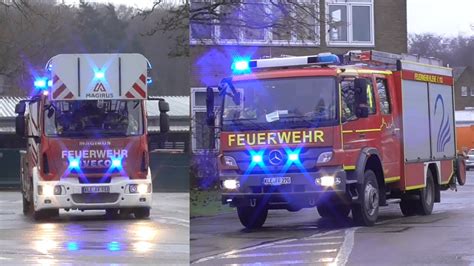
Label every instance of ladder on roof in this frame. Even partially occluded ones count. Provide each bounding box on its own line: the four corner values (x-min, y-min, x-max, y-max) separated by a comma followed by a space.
345, 50, 443, 68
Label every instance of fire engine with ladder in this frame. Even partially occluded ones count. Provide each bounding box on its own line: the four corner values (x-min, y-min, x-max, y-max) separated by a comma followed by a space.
15, 54, 170, 220
206, 50, 467, 228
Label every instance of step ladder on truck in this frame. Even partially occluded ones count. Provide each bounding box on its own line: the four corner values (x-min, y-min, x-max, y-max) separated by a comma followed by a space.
15, 54, 170, 220
205, 50, 467, 228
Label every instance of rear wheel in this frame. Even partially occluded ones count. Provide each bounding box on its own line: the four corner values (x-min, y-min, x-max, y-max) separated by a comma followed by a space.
237, 206, 267, 229
134, 208, 151, 219
416, 170, 435, 215
352, 170, 379, 226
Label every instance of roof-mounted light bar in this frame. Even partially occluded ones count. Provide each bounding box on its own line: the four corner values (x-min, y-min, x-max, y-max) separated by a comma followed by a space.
245, 53, 340, 70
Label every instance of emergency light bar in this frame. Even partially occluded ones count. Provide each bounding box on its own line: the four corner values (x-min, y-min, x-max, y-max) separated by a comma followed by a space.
244, 53, 340, 70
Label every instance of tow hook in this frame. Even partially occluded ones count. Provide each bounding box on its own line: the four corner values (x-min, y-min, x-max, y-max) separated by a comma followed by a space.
250, 198, 257, 207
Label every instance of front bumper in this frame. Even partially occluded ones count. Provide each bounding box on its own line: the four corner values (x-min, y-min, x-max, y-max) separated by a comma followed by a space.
33, 176, 152, 211
220, 167, 347, 208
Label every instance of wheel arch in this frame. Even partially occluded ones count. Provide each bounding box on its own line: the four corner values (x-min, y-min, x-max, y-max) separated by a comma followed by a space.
354, 147, 386, 205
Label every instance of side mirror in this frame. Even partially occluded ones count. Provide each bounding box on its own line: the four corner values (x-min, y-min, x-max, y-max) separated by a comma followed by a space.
159, 100, 170, 113
354, 78, 369, 118
15, 102, 26, 114
206, 86, 215, 126
15, 115, 26, 137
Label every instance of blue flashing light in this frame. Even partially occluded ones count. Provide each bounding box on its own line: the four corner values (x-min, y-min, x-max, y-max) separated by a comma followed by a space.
317, 54, 340, 65
47, 80, 52, 87
252, 154, 263, 163
107, 241, 121, 251
67, 241, 79, 251
231, 58, 252, 74
69, 158, 80, 169
34, 79, 47, 89
288, 152, 299, 162
147, 77, 153, 84
112, 158, 122, 168
95, 71, 105, 79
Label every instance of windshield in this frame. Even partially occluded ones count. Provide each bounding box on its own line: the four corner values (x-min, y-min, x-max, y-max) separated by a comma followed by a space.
44, 100, 143, 137
222, 77, 337, 130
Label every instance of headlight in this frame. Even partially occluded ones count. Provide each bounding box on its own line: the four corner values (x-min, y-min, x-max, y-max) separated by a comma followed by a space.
316, 176, 341, 187
223, 156, 238, 167
39, 185, 62, 196
223, 179, 239, 190
129, 184, 151, 194
317, 152, 333, 163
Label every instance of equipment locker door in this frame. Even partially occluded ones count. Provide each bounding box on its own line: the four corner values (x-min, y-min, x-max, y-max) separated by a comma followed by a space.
375, 76, 401, 182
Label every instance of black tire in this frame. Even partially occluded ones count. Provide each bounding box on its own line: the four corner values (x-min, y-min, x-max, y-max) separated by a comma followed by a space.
105, 208, 119, 218
399, 200, 417, 216
134, 208, 151, 219
416, 170, 435, 215
456, 158, 467, 186
22, 192, 30, 216
352, 169, 379, 226
237, 207, 268, 229
33, 209, 59, 221
317, 202, 351, 219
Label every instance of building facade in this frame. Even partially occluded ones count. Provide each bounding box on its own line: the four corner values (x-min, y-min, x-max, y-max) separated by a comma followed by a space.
190, 0, 407, 89
453, 66, 474, 111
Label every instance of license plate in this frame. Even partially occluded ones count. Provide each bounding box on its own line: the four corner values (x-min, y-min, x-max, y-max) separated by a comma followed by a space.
263, 177, 291, 186
82, 186, 110, 193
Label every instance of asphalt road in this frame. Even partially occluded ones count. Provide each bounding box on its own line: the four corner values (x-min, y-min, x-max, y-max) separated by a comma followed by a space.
191, 174, 474, 265
0, 192, 189, 265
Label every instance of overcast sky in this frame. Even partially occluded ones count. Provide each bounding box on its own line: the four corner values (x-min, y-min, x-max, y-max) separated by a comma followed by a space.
65, 0, 474, 36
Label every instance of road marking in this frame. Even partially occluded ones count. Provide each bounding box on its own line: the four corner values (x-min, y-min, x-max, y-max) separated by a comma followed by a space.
222, 249, 338, 259
192, 230, 343, 264
334, 227, 358, 266
268, 242, 342, 249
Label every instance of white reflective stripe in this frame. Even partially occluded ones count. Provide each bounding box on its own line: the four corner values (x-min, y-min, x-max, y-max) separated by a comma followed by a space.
400, 60, 452, 76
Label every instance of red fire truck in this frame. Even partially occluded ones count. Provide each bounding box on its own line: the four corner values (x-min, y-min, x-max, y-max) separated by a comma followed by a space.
15, 54, 170, 220
206, 50, 466, 228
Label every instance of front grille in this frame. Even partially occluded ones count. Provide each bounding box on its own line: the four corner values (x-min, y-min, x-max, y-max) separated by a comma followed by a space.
71, 193, 119, 204
250, 184, 311, 193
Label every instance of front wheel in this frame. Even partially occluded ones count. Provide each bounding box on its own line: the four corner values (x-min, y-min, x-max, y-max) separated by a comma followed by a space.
134, 208, 151, 219
237, 206, 267, 229
352, 169, 379, 226
317, 202, 350, 219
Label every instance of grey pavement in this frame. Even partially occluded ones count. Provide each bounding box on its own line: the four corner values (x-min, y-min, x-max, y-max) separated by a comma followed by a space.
0, 192, 189, 265
191, 173, 474, 265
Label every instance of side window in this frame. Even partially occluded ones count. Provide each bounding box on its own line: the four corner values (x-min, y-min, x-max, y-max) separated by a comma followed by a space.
376, 78, 391, 114
366, 79, 376, 115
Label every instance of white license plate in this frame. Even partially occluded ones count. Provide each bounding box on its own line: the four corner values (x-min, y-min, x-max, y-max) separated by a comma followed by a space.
263, 177, 291, 186
82, 186, 110, 193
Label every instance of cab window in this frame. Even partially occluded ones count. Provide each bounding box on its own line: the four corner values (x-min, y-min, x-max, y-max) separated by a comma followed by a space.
376, 78, 391, 114
341, 77, 375, 121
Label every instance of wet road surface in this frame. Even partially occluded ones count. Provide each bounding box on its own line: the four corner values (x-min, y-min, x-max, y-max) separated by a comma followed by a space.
191, 174, 474, 265
0, 192, 189, 265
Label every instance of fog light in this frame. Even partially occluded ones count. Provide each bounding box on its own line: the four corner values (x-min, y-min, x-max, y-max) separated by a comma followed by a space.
316, 176, 341, 187
223, 179, 239, 190
137, 184, 149, 194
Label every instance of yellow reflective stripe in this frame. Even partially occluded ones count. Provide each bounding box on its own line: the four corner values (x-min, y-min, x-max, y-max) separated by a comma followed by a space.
405, 184, 425, 191
342, 130, 354, 134
441, 169, 454, 185
344, 165, 356, 170
355, 128, 381, 133
367, 84, 374, 109
385, 176, 400, 183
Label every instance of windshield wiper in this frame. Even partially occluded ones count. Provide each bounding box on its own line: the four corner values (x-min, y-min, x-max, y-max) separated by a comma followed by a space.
275, 115, 328, 128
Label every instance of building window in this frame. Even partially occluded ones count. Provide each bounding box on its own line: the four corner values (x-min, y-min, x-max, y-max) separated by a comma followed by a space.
327, 0, 374, 46
190, 0, 320, 46
471, 87, 474, 96
461, 86, 468, 96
